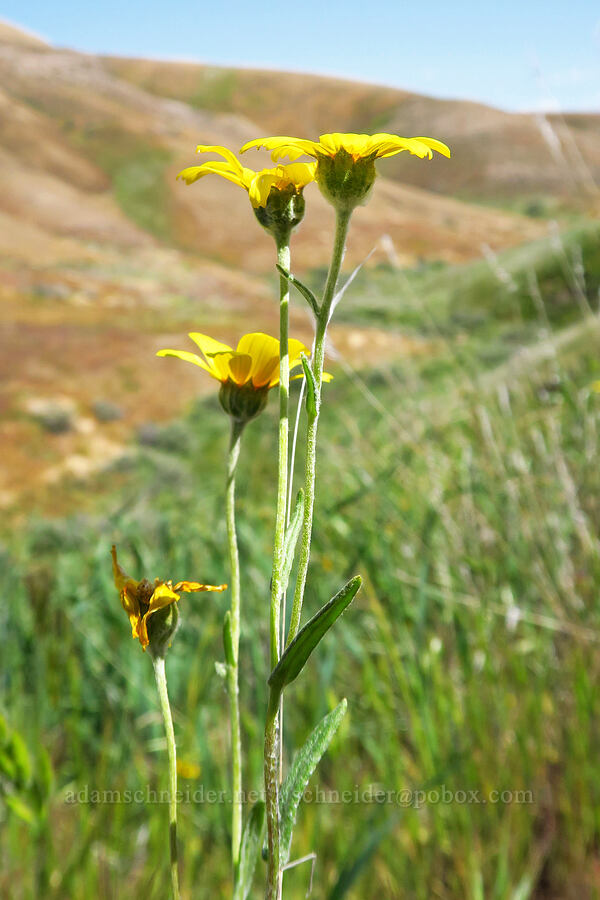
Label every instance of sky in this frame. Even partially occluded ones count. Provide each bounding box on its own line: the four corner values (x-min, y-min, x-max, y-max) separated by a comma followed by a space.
2, 0, 599, 112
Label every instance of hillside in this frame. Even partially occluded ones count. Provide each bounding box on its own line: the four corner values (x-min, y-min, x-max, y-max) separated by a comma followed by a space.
0, 21, 598, 509
104, 55, 600, 211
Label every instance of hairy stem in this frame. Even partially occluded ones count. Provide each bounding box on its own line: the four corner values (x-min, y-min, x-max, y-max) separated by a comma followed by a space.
287, 208, 352, 645
264, 691, 282, 900
152, 655, 180, 900
226, 419, 244, 880
265, 236, 291, 897
271, 237, 291, 670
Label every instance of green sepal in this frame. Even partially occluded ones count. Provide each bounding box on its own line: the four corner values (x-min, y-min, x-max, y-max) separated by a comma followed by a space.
147, 602, 179, 660
268, 576, 361, 697
276, 265, 320, 317
281, 490, 304, 596
280, 699, 347, 864
234, 800, 266, 900
300, 354, 318, 421
223, 611, 235, 666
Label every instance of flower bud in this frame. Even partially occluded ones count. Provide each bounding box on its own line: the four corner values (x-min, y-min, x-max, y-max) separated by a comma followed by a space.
147, 601, 180, 660
316, 150, 376, 212
252, 184, 306, 243
218, 379, 270, 423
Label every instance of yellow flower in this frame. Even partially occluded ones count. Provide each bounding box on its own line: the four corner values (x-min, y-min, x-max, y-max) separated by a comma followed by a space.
158, 331, 307, 388
111, 545, 226, 651
177, 144, 316, 209
240, 132, 451, 164
157, 332, 330, 423
176, 759, 202, 780
240, 132, 451, 211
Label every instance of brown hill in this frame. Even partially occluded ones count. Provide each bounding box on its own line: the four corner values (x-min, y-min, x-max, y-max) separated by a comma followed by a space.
0, 21, 597, 508
0, 27, 553, 275
104, 56, 600, 210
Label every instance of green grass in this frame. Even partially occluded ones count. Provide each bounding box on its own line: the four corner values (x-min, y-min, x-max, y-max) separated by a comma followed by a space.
3, 225, 600, 898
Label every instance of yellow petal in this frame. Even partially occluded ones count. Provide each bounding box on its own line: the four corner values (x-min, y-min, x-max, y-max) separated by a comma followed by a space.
290, 369, 333, 382
236, 333, 279, 386
411, 136, 451, 158
188, 332, 232, 357
288, 338, 309, 364
207, 350, 237, 381
240, 136, 320, 163
195, 145, 245, 173
278, 162, 317, 186
368, 134, 451, 160
259, 358, 281, 388
111, 545, 138, 594
148, 582, 180, 612
156, 348, 219, 379
226, 352, 253, 385
178, 160, 247, 188
318, 133, 369, 158
188, 333, 234, 379
248, 171, 278, 208
173, 581, 228, 593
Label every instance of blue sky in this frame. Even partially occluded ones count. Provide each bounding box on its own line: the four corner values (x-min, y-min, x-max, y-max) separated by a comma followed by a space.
2, 0, 599, 112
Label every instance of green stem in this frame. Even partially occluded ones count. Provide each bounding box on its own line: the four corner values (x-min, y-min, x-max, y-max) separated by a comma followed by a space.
226, 419, 244, 880
271, 237, 291, 669
264, 690, 282, 900
264, 236, 291, 897
152, 655, 180, 900
287, 208, 352, 645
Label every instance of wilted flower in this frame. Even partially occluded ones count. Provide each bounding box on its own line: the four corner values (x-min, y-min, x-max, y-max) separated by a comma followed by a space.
112, 545, 226, 652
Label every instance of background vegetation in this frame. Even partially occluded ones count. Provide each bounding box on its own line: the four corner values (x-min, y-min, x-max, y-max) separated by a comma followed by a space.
2, 20, 600, 898
3, 219, 600, 898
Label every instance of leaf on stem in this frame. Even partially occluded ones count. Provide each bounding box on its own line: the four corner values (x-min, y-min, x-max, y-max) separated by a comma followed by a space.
234, 800, 266, 900
279, 699, 347, 864
269, 576, 362, 696
281, 490, 304, 596
300, 354, 318, 421
276, 265, 320, 318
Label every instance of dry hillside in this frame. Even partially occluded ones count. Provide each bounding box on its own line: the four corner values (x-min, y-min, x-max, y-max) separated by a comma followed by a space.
0, 20, 598, 509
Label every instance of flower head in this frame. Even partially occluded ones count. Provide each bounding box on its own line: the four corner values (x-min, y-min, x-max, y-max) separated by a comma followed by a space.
177, 145, 316, 239
158, 332, 313, 422
112, 545, 226, 652
241, 132, 451, 212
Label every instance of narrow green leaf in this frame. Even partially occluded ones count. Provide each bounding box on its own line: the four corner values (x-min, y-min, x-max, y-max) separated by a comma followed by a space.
269, 576, 361, 696
280, 699, 347, 864
300, 354, 318, 421
5, 794, 36, 825
0, 749, 16, 781
276, 265, 320, 317
10, 731, 32, 787
234, 800, 266, 900
32, 746, 54, 812
281, 490, 304, 595
327, 815, 397, 899
223, 611, 235, 666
